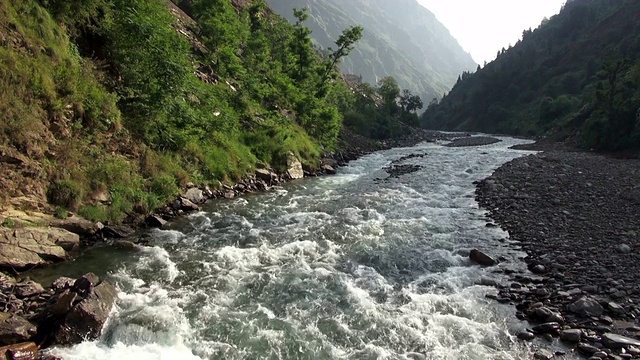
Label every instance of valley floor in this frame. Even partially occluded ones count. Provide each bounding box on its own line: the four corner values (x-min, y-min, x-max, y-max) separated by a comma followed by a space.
476, 144, 640, 357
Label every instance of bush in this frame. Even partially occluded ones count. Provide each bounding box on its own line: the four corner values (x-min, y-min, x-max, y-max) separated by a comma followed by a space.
47, 179, 83, 210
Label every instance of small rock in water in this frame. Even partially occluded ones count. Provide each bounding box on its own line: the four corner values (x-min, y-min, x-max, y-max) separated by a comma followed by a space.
469, 249, 497, 266
560, 329, 583, 343
518, 331, 536, 341
533, 348, 554, 359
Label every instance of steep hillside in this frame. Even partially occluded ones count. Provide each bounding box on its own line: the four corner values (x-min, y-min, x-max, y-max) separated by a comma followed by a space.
266, 0, 477, 106
0, 0, 429, 225
421, 0, 640, 151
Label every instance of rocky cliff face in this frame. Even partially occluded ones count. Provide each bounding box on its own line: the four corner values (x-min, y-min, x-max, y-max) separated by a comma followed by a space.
266, 0, 477, 106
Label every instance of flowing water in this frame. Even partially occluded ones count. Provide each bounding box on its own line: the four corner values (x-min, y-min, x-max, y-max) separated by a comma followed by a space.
39, 137, 546, 359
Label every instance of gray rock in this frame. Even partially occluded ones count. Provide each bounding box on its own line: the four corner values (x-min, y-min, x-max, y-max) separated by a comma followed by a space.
560, 329, 583, 343
179, 197, 199, 211
469, 249, 497, 266
53, 281, 118, 345
617, 244, 632, 254
569, 297, 604, 317
286, 152, 304, 179
601, 333, 640, 349
0, 313, 36, 345
533, 349, 554, 360
0, 227, 78, 269
608, 302, 625, 314
578, 343, 599, 356
50, 216, 98, 238
183, 188, 205, 204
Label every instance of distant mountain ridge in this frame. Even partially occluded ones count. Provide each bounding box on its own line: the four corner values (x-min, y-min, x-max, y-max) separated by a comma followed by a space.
266, 0, 477, 105
421, 0, 640, 151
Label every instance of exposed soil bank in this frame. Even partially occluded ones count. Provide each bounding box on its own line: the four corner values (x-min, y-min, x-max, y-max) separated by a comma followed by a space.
476, 148, 640, 358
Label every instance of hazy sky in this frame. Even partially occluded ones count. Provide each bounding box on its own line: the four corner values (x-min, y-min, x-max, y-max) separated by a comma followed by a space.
417, 0, 566, 64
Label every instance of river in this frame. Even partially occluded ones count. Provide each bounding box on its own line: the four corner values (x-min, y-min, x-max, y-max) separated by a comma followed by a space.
38, 137, 543, 359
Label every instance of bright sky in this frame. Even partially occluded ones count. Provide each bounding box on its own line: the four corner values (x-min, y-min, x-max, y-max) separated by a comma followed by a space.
417, 0, 566, 64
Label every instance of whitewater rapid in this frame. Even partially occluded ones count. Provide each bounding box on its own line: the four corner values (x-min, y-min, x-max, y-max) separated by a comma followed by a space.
47, 137, 546, 359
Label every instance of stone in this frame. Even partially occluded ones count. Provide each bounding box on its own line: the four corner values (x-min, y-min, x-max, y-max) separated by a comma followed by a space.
224, 191, 235, 199
533, 349, 554, 360
53, 281, 118, 345
0, 342, 38, 360
322, 164, 337, 175
179, 198, 199, 212
145, 215, 166, 228
13, 280, 44, 298
560, 329, 583, 343
601, 333, 640, 349
532, 322, 561, 334
577, 343, 599, 356
617, 244, 632, 254
51, 277, 75, 292
286, 152, 304, 179
608, 302, 625, 314
255, 169, 277, 184
0, 227, 78, 269
517, 331, 535, 340
73, 273, 100, 297
101, 225, 135, 239
0, 313, 36, 345
0, 272, 16, 290
183, 188, 205, 204
469, 249, 497, 266
569, 297, 604, 317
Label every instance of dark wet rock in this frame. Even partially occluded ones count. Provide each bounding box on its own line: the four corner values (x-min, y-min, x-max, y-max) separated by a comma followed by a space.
101, 225, 135, 239
255, 168, 277, 184
72, 273, 100, 297
0, 313, 36, 345
178, 197, 199, 212
601, 333, 640, 349
145, 215, 166, 228
517, 331, 535, 340
560, 329, 583, 343
51, 289, 79, 316
569, 297, 604, 317
578, 343, 599, 356
532, 322, 561, 334
53, 281, 117, 345
469, 249, 497, 266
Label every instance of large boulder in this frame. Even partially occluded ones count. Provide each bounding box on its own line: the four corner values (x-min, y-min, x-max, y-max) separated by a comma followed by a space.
0, 313, 36, 345
183, 188, 205, 204
601, 333, 640, 349
0, 227, 79, 269
286, 152, 304, 180
255, 168, 277, 184
53, 278, 118, 345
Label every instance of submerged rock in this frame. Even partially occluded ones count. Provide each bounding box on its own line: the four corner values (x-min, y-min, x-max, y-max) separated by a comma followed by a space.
469, 249, 497, 266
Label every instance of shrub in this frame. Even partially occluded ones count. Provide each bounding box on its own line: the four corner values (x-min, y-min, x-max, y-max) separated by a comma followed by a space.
47, 179, 83, 210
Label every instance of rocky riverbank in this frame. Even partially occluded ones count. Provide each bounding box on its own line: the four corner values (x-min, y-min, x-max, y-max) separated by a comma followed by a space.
476, 148, 640, 359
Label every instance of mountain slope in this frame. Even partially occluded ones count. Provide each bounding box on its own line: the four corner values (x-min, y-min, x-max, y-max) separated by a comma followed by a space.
266, 0, 477, 105
421, 0, 640, 151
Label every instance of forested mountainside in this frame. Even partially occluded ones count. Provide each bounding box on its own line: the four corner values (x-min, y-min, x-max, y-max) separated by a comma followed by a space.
0, 0, 420, 224
421, 0, 640, 151
266, 0, 478, 108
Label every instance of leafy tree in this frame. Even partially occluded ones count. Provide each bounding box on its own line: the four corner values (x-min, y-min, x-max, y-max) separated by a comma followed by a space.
319, 26, 363, 89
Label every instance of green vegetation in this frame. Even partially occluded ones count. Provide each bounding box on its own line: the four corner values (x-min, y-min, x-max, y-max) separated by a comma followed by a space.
421, 0, 640, 152
0, 0, 424, 223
